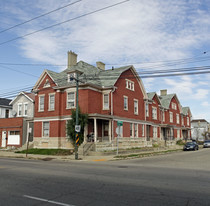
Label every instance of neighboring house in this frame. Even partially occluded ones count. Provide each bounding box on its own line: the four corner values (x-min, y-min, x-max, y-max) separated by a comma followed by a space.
0, 92, 35, 148
31, 51, 193, 150
0, 98, 12, 118
191, 119, 209, 141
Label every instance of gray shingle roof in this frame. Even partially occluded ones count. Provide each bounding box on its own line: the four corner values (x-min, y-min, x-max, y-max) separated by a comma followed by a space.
159, 94, 175, 109
47, 61, 131, 88
147, 92, 156, 100
0, 98, 12, 107
182, 106, 189, 115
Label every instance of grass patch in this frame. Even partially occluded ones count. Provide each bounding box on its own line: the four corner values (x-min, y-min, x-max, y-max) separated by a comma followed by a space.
15, 148, 73, 156
114, 149, 182, 159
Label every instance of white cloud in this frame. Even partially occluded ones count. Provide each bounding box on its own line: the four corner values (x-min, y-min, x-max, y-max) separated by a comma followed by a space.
194, 89, 209, 100
201, 101, 210, 107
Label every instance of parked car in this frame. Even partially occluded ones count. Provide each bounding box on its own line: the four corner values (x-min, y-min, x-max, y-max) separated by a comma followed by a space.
183, 142, 199, 151
203, 140, 210, 148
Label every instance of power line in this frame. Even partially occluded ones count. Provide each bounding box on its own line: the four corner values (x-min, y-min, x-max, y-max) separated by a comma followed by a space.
0, 68, 209, 98
0, 0, 82, 34
0, 0, 130, 46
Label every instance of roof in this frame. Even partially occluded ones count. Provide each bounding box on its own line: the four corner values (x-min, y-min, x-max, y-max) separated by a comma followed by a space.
37, 61, 133, 89
147, 92, 156, 100
159, 94, 176, 109
0, 98, 12, 108
191, 119, 209, 123
182, 107, 189, 115
9, 92, 35, 105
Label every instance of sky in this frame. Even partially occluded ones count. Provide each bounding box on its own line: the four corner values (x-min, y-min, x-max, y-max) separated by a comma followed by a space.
0, 0, 209, 121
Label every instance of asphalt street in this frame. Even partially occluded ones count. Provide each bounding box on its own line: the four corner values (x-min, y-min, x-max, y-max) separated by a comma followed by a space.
0, 148, 210, 206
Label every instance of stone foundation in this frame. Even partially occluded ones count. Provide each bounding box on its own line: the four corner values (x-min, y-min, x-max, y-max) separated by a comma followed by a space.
33, 137, 74, 149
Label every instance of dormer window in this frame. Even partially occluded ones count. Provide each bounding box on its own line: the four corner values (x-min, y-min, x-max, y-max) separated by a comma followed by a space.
43, 79, 50, 88
67, 73, 76, 82
126, 79, 134, 91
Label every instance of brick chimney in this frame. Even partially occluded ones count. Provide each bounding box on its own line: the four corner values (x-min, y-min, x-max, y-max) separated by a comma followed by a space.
160, 89, 167, 96
67, 51, 77, 68
96, 61, 105, 70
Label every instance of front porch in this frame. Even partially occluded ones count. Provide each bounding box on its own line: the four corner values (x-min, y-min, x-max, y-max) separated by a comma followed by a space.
85, 117, 112, 143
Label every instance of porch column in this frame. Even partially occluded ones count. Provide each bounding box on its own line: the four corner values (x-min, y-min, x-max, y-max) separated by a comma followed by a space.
83, 125, 88, 143
109, 120, 112, 142
94, 118, 97, 142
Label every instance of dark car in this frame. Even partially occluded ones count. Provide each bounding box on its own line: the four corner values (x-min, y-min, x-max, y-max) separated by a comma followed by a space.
203, 140, 210, 148
183, 142, 199, 151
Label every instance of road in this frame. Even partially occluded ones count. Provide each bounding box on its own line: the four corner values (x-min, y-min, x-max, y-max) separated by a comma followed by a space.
0, 149, 210, 206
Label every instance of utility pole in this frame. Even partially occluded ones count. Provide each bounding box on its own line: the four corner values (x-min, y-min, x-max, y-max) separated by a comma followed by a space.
75, 72, 79, 160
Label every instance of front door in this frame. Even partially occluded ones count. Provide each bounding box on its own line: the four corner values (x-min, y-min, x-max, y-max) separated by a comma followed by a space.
1, 131, 6, 147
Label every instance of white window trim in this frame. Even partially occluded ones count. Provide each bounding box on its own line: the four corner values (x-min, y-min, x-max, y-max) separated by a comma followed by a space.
124, 96, 128, 111
146, 103, 149, 117
162, 111, 165, 122
125, 79, 135, 91
134, 123, 138, 138
66, 91, 76, 109
17, 103, 22, 117
152, 107, 157, 120
153, 126, 158, 139
48, 93, 55, 111
169, 112, 173, 123
42, 121, 50, 138
23, 103, 28, 116
103, 93, 109, 110
176, 114, 180, 124
38, 95, 45, 112
134, 99, 138, 115
187, 117, 189, 126
130, 123, 133, 137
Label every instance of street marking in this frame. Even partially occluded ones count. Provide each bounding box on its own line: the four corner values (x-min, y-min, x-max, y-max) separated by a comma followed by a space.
23, 195, 75, 206
93, 159, 107, 162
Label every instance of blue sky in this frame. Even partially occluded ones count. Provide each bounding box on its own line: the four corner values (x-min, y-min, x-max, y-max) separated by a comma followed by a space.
0, 0, 210, 121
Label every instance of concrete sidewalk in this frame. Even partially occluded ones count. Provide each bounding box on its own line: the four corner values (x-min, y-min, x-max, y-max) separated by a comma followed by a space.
0, 146, 183, 162
0, 150, 115, 162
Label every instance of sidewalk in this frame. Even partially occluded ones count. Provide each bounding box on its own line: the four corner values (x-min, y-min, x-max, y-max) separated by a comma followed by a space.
0, 146, 183, 162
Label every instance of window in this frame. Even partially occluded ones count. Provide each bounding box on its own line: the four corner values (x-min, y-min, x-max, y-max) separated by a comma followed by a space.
103, 93, 109, 110
24, 103, 28, 116
176, 114, 180, 124
187, 117, 189, 126
162, 111, 165, 122
152, 107, 157, 120
39, 95, 45, 111
169, 112, 173, 123
130, 123, 133, 137
146, 103, 149, 117
182, 116, 184, 125
172, 102, 177, 110
18, 103, 22, 116
67, 73, 76, 82
142, 124, 144, 136
67, 92, 75, 108
153, 127, 157, 139
126, 79, 134, 91
49, 94, 55, 111
43, 79, 50, 88
5, 109, 9, 118
134, 123, 138, 138
124, 96, 128, 110
134, 99, 138, 115
43, 122, 49, 137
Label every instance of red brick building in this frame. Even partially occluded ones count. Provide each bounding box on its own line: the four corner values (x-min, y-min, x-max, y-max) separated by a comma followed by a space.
32, 51, 191, 149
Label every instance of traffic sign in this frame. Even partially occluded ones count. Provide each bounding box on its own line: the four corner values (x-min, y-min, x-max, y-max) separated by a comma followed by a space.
117, 121, 123, 126
75, 125, 81, 132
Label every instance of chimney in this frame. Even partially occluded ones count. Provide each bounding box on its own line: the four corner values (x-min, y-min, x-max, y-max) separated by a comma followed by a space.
67, 51, 77, 68
96, 61, 105, 70
160, 89, 167, 96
